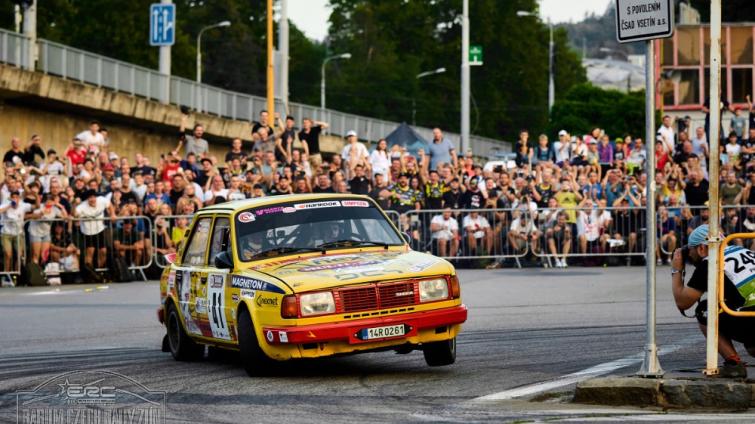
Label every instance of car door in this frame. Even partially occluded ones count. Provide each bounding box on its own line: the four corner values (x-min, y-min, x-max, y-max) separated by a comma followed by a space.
174, 216, 212, 338
205, 216, 233, 341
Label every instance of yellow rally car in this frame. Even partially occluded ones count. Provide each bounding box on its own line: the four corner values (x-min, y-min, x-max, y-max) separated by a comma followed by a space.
157, 194, 467, 375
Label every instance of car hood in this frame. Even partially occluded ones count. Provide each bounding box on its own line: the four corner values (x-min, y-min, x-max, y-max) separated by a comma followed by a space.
247, 249, 452, 292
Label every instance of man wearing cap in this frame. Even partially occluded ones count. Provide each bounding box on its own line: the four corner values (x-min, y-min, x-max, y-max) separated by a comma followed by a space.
341, 130, 369, 180
672, 225, 755, 378
553, 130, 571, 166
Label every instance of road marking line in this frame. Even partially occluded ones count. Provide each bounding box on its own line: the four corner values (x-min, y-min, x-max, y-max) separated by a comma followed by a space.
472, 336, 698, 402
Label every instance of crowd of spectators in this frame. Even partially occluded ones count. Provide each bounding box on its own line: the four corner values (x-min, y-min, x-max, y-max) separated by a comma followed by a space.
2, 101, 755, 281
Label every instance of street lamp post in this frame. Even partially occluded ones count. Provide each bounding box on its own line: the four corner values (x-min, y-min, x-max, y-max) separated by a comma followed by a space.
413, 67, 446, 125
196, 20, 231, 84
517, 11, 554, 112
321, 53, 351, 110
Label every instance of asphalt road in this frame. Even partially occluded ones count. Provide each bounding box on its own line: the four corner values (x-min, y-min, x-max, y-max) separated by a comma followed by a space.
0, 267, 753, 423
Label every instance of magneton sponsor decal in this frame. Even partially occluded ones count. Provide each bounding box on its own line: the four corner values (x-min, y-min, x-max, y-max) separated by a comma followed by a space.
342, 200, 369, 207
230, 275, 285, 294
255, 206, 284, 216
237, 212, 256, 223
299, 260, 381, 273
266, 330, 274, 343
240, 289, 256, 298
294, 200, 341, 210
256, 295, 279, 308
279, 331, 288, 343
209, 274, 224, 288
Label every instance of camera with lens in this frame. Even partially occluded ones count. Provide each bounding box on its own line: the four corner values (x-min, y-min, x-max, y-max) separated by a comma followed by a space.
681, 245, 691, 264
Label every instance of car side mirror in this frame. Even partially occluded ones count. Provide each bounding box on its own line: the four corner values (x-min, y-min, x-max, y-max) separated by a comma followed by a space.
401, 232, 412, 244
214, 251, 234, 269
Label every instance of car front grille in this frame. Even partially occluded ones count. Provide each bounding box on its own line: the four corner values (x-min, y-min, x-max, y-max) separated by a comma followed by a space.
337, 281, 418, 313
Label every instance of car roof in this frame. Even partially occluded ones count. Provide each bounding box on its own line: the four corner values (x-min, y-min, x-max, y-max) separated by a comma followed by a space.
197, 193, 372, 216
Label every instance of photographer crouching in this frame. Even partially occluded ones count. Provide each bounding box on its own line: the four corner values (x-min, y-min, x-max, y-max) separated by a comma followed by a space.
671, 224, 755, 378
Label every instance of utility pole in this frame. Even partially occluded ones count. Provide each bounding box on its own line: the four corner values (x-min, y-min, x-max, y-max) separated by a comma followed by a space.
705, 0, 722, 377
158, 0, 172, 104
638, 38, 662, 377
279, 0, 290, 114
266, 0, 275, 119
21, 0, 36, 71
460, 0, 470, 155
548, 20, 555, 112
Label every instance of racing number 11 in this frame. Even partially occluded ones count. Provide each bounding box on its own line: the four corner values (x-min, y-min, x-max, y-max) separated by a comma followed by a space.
211, 292, 225, 329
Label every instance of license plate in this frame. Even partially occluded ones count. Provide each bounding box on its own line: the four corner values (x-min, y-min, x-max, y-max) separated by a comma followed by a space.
358, 324, 406, 340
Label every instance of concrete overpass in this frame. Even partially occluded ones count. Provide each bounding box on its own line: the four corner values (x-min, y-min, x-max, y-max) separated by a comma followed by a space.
0, 28, 509, 163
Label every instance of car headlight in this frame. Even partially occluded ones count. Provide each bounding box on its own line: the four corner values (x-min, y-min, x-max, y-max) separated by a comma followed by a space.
299, 291, 335, 316
419, 278, 449, 303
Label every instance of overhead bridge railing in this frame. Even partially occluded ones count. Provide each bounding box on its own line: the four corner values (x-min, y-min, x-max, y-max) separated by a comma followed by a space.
0, 28, 507, 156
718, 233, 755, 318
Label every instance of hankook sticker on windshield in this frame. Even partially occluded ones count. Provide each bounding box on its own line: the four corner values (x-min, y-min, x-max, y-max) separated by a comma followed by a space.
238, 212, 256, 223
294, 200, 341, 210
342, 200, 369, 207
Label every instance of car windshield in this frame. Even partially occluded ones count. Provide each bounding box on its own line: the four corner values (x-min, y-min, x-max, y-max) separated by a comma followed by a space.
235, 198, 404, 262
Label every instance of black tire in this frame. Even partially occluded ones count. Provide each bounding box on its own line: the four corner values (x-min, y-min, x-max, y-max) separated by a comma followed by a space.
237, 308, 276, 376
423, 337, 456, 366
165, 303, 204, 361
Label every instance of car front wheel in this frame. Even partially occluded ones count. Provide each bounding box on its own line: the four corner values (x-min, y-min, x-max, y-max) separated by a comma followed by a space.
166, 303, 204, 361
423, 337, 456, 366
237, 308, 275, 376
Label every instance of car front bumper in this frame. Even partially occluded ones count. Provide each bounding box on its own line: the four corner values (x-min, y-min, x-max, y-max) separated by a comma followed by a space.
261, 305, 467, 346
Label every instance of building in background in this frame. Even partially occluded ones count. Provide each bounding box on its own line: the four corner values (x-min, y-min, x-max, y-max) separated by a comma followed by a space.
656, 23, 754, 131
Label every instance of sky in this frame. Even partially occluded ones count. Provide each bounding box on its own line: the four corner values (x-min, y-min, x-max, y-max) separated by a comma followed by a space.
288, 0, 612, 42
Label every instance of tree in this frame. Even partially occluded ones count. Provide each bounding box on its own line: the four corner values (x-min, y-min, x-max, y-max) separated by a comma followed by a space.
326, 0, 586, 142
548, 83, 647, 140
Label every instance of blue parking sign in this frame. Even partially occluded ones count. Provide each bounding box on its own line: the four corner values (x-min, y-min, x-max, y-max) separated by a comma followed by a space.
150, 3, 176, 46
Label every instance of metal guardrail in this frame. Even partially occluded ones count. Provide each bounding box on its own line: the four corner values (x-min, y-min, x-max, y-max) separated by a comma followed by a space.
0, 28, 29, 69
0, 28, 508, 157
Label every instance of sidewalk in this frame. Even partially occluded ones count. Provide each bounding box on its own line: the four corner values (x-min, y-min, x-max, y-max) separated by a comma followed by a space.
574, 367, 755, 410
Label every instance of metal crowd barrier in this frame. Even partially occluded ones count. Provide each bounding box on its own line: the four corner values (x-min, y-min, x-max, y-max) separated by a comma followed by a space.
0, 216, 155, 285
152, 214, 194, 269
402, 208, 529, 261
0, 219, 23, 286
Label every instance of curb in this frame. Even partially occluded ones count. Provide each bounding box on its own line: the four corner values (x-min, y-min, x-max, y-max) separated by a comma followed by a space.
574, 377, 752, 410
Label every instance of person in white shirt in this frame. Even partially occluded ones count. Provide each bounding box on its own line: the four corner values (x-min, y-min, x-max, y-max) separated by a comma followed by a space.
508, 208, 541, 254
75, 120, 107, 155
28, 194, 68, 264
204, 176, 230, 205
577, 198, 611, 254
462, 210, 492, 255
553, 130, 572, 166
369, 138, 391, 180
430, 208, 459, 258
341, 130, 370, 180
0, 191, 32, 272
657, 115, 676, 154
75, 189, 115, 268
690, 126, 709, 158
